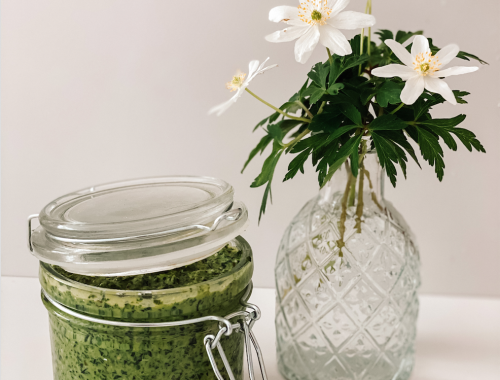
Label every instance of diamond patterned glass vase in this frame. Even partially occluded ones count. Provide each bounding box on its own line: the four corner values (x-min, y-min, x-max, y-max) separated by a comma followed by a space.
275, 153, 420, 380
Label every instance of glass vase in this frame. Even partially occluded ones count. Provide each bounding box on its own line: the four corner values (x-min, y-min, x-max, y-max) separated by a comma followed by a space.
275, 152, 420, 380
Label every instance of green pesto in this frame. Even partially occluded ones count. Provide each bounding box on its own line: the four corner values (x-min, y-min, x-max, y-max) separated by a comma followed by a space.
40, 241, 253, 380
53, 245, 242, 291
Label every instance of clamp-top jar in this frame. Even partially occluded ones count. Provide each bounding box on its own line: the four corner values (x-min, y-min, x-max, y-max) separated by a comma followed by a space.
29, 176, 267, 380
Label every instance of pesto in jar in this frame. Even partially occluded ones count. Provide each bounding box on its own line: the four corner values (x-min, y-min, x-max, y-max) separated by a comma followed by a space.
40, 242, 253, 380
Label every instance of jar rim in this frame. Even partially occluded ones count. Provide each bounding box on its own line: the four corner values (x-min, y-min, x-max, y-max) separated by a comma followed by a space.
30, 176, 249, 276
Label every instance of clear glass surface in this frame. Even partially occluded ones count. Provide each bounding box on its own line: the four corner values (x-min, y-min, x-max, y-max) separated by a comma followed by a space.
275, 153, 420, 380
31, 176, 249, 275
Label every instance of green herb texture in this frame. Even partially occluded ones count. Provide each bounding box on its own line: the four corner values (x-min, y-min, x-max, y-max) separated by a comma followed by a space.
54, 244, 242, 290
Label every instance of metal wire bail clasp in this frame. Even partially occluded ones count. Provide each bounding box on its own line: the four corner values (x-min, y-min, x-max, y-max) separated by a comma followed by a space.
204, 301, 268, 380
27, 214, 39, 252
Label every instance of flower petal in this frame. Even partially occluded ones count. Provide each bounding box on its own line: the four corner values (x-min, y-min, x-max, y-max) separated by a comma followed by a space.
329, 0, 351, 17
248, 60, 260, 78
371, 64, 417, 80
294, 25, 320, 63
424, 77, 456, 105
436, 65, 478, 78
319, 24, 351, 56
385, 39, 414, 67
401, 75, 425, 105
269, 6, 299, 23
265, 25, 309, 43
208, 92, 241, 116
328, 11, 376, 30
436, 43, 459, 67
286, 18, 308, 26
411, 35, 430, 56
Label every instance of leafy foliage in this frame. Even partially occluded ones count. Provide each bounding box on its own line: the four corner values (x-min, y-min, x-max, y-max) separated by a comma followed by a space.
243, 30, 486, 220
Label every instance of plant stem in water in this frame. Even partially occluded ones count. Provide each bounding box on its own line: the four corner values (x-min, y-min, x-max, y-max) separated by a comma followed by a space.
364, 168, 383, 211
348, 173, 357, 207
337, 164, 353, 256
355, 162, 365, 232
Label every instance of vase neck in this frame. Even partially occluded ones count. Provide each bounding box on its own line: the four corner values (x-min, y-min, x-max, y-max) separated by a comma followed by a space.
319, 151, 384, 209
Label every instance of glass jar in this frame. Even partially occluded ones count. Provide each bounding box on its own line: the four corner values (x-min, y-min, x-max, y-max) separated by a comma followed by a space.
29, 176, 265, 380
275, 153, 420, 380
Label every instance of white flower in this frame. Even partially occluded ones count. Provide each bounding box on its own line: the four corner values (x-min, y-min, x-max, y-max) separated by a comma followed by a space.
209, 58, 278, 116
371, 35, 479, 105
265, 0, 376, 64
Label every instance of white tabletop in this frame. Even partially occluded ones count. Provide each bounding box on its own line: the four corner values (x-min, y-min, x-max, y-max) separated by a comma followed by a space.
1, 276, 499, 380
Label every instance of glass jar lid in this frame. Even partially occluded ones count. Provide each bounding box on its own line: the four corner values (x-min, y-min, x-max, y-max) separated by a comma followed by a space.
29, 176, 248, 276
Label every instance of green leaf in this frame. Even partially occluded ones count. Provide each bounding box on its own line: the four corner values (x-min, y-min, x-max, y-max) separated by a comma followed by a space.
395, 30, 423, 44
321, 135, 362, 187
448, 128, 485, 152
327, 83, 344, 95
427, 38, 487, 65
456, 51, 488, 65
269, 112, 281, 124
369, 114, 407, 131
350, 147, 359, 177
284, 149, 311, 182
250, 142, 284, 221
303, 83, 326, 105
258, 181, 273, 223
308, 62, 330, 88
329, 54, 369, 85
241, 134, 273, 173
454, 91, 470, 104
250, 142, 283, 188
417, 114, 485, 153
376, 81, 403, 107
417, 128, 445, 181
422, 125, 458, 151
291, 133, 327, 153
375, 130, 421, 167
374, 29, 394, 42
325, 125, 359, 142
308, 110, 344, 133
267, 123, 283, 144
417, 114, 466, 128
288, 79, 310, 102
279, 101, 301, 114
372, 133, 401, 186
339, 103, 362, 126
253, 114, 276, 132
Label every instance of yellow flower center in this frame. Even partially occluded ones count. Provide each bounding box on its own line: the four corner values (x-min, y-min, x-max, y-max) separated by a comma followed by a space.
298, 1, 332, 26
413, 51, 441, 76
311, 10, 322, 21
226, 72, 246, 92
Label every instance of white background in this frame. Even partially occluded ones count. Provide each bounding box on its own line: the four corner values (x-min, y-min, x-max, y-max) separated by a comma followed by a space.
2, 0, 499, 296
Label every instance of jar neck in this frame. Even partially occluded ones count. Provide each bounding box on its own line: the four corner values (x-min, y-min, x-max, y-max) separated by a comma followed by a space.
319, 151, 385, 209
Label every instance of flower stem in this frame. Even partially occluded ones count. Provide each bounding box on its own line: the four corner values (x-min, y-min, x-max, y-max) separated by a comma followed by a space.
318, 101, 327, 115
326, 48, 333, 64
359, 0, 372, 75
390, 102, 405, 114
367, 0, 372, 56
295, 101, 314, 119
245, 88, 311, 123
284, 128, 311, 151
